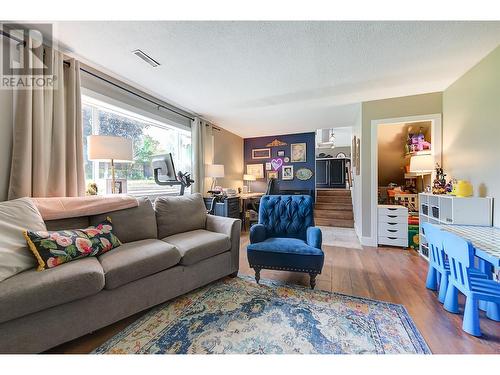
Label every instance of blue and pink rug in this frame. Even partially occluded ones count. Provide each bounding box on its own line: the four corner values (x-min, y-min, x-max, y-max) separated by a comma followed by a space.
93, 276, 430, 354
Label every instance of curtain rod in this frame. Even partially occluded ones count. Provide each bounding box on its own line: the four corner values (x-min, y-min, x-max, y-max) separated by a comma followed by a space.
77, 66, 195, 122
1, 30, 196, 122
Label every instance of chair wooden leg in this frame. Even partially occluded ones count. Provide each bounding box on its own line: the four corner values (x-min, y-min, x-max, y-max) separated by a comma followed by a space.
309, 273, 317, 290
254, 267, 261, 284
463, 297, 481, 337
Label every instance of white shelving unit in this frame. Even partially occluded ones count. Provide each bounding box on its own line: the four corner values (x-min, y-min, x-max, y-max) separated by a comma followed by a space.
418, 193, 493, 259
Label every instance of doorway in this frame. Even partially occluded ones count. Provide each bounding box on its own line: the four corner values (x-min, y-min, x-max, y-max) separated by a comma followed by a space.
370, 114, 442, 247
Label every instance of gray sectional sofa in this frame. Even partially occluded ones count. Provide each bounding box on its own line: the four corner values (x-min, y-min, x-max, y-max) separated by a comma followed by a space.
0, 193, 241, 353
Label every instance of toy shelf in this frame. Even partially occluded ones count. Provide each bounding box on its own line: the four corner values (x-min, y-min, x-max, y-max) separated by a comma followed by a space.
417, 193, 493, 260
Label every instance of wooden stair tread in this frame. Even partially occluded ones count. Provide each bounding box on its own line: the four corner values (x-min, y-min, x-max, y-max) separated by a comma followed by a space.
315, 210, 354, 219
317, 189, 352, 197
314, 217, 354, 228
316, 196, 352, 203
315, 203, 353, 211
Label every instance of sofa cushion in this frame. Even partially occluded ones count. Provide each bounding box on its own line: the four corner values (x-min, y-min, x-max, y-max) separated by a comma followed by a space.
46, 216, 90, 231
155, 193, 207, 238
98, 239, 181, 290
24, 218, 122, 270
162, 229, 231, 266
0, 198, 47, 282
90, 197, 157, 243
0, 257, 105, 323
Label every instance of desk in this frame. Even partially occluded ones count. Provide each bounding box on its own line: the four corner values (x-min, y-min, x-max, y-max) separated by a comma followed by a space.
439, 225, 500, 268
240, 193, 264, 231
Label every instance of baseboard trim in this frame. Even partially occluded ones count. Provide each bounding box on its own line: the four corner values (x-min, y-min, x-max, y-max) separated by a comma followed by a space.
360, 236, 377, 247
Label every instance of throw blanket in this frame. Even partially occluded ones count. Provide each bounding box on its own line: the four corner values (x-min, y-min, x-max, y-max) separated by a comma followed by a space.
32, 195, 139, 221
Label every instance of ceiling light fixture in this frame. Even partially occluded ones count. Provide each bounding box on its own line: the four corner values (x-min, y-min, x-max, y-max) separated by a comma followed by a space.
132, 49, 161, 67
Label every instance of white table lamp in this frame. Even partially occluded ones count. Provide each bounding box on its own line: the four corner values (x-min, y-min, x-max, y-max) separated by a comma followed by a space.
409, 154, 434, 191
243, 174, 256, 193
87, 135, 133, 193
205, 164, 225, 191
409, 154, 434, 174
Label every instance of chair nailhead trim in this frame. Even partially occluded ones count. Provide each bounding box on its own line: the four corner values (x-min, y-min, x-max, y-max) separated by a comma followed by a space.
250, 264, 320, 274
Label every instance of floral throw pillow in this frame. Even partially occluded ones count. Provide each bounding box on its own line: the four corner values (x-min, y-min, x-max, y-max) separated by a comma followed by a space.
24, 217, 121, 270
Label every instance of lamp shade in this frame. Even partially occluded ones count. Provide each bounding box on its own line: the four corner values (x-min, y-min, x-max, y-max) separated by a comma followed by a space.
205, 164, 225, 178
409, 154, 434, 174
243, 174, 256, 181
87, 135, 133, 162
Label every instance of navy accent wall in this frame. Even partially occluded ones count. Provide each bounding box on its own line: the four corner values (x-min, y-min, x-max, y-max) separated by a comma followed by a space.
244, 132, 316, 197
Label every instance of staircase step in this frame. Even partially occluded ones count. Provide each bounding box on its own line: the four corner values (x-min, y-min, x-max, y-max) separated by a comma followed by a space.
317, 189, 351, 197
315, 210, 354, 220
315, 218, 354, 228
316, 196, 352, 204
315, 203, 353, 211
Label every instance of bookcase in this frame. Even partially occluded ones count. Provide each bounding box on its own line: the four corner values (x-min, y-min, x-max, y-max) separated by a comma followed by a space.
418, 193, 493, 259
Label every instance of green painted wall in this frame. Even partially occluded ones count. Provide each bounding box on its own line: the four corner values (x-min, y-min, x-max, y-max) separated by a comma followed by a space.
443, 45, 500, 226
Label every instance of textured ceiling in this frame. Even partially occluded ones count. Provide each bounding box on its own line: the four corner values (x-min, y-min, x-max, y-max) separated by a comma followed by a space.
54, 21, 500, 137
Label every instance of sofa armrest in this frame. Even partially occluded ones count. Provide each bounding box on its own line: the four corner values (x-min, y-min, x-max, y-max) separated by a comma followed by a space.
206, 214, 241, 273
307, 226, 322, 249
249, 224, 266, 244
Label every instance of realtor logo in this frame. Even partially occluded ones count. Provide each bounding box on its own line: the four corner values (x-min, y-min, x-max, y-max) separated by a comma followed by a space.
1, 22, 57, 89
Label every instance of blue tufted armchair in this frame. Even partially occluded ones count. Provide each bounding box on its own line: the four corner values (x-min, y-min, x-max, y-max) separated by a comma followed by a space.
246, 195, 324, 289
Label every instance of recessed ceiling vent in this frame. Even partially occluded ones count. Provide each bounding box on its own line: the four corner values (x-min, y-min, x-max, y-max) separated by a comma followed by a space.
132, 49, 160, 67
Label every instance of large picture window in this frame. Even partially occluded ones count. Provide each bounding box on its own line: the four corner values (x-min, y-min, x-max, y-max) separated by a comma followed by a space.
82, 96, 191, 198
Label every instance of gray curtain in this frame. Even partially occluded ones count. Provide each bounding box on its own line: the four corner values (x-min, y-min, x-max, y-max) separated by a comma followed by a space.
191, 117, 213, 194
8, 41, 85, 199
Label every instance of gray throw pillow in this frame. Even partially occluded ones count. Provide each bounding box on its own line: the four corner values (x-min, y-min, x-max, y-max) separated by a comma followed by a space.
155, 193, 207, 238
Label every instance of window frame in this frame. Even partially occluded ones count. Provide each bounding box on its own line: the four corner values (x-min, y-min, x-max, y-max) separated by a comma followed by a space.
82, 91, 192, 199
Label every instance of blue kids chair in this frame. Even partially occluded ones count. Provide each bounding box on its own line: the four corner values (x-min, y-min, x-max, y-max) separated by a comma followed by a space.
246, 195, 324, 289
442, 231, 500, 336
422, 222, 487, 304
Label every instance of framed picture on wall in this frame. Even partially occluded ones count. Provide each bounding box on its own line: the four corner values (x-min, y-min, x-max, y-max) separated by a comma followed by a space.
106, 179, 127, 194
352, 136, 357, 168
290, 143, 306, 162
355, 138, 361, 175
246, 163, 264, 179
282, 165, 294, 180
277, 150, 285, 157
265, 162, 272, 171
252, 148, 271, 159
267, 170, 278, 179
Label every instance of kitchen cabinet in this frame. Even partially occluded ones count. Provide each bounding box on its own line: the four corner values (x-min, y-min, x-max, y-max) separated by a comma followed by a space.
316, 158, 346, 188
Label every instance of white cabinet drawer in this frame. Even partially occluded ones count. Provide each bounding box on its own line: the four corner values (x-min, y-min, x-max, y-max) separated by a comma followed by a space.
378, 214, 407, 224
378, 222, 407, 237
378, 236, 408, 247
378, 206, 408, 217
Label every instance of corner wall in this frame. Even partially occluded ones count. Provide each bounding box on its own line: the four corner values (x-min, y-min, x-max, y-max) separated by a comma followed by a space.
213, 127, 244, 191
443, 45, 500, 227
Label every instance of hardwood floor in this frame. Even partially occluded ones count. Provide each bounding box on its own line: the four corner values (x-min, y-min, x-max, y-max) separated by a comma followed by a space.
49, 231, 500, 354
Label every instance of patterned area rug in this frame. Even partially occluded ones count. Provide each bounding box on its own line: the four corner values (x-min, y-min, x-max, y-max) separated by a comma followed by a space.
93, 277, 430, 354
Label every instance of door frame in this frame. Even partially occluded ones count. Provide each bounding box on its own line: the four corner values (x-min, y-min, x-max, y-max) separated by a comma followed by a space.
369, 113, 442, 247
